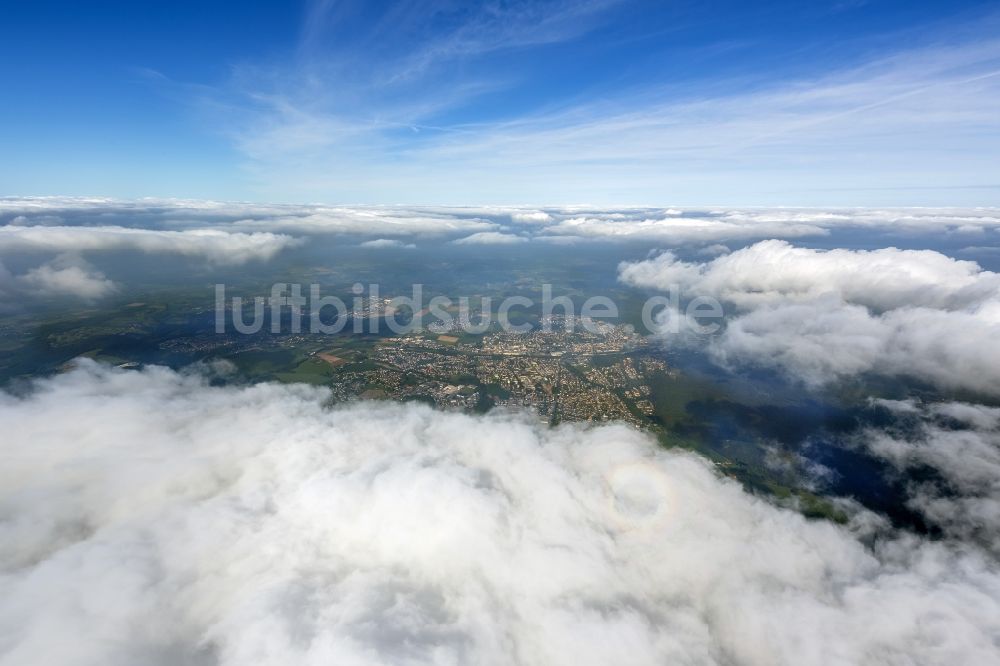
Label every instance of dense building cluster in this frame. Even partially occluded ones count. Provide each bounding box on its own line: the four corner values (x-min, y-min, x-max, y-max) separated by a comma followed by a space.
317, 317, 665, 427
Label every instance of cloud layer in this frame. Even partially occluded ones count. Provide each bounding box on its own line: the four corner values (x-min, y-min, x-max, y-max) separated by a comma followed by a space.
620, 240, 1000, 395
0, 225, 297, 265
2, 361, 1000, 665
5, 198, 1000, 246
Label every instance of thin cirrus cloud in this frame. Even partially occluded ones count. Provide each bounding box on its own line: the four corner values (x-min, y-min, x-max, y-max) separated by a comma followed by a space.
180, 13, 1000, 205
2, 360, 1000, 665
619, 240, 1000, 396
299, 0, 624, 85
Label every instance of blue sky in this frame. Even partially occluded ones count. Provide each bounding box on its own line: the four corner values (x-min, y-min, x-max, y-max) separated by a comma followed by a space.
2, 0, 998, 205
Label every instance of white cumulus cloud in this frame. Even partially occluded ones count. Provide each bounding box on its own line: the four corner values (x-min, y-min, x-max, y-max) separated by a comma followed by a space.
619, 240, 1000, 395
17, 255, 118, 300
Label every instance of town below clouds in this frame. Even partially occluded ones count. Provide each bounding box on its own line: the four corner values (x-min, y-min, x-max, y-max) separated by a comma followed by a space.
1, 199, 999, 665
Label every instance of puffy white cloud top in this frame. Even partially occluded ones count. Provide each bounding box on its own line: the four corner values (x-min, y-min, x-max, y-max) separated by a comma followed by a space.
620, 241, 1000, 395
0, 255, 118, 304
1, 361, 999, 665
620, 240, 1000, 311
16, 255, 117, 300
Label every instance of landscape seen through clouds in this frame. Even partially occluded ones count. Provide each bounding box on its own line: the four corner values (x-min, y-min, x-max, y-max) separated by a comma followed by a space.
3, 1, 1000, 664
